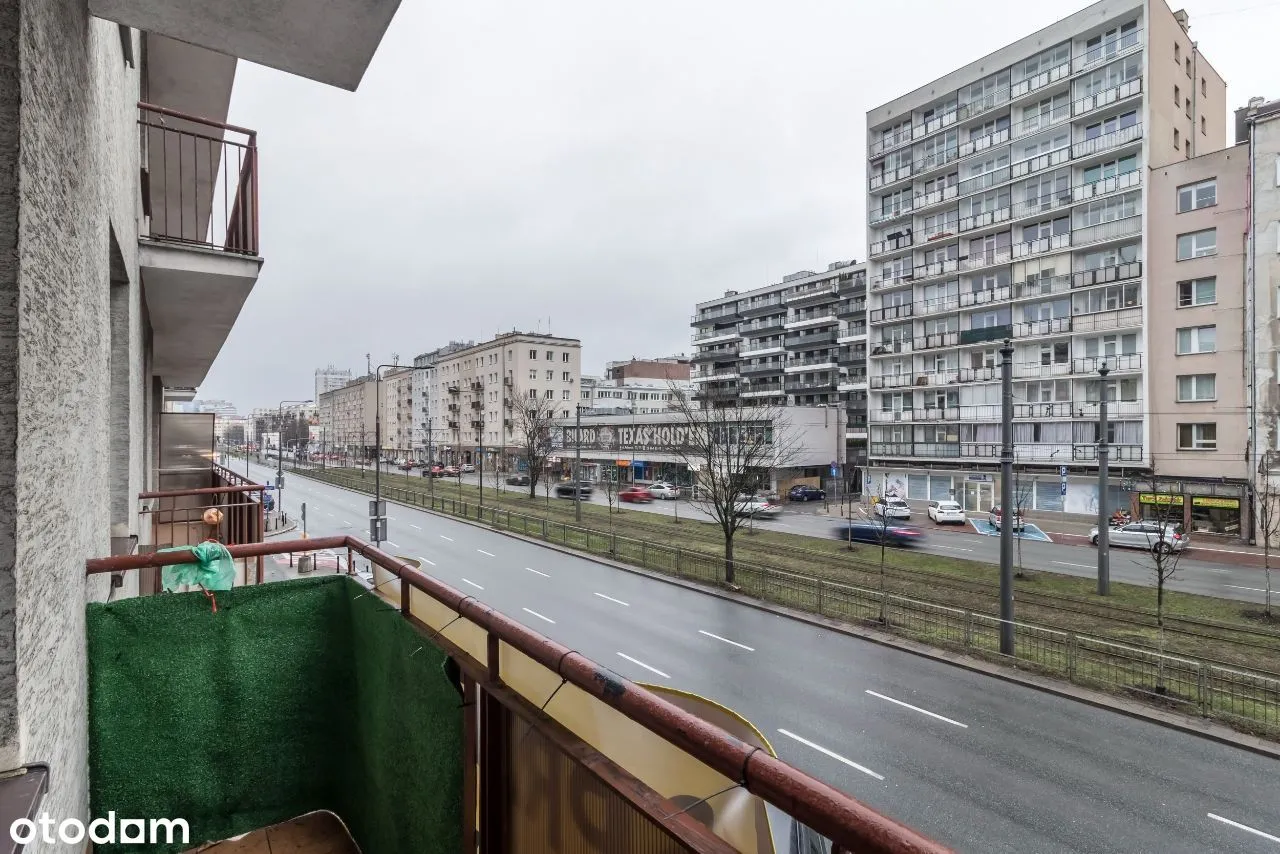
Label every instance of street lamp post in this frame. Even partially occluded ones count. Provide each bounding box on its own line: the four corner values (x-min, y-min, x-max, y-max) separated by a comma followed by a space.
277, 399, 312, 527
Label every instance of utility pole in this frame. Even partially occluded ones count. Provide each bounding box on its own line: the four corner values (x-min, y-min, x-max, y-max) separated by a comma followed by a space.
1097, 363, 1111, 596
998, 339, 1015, 655
575, 404, 583, 523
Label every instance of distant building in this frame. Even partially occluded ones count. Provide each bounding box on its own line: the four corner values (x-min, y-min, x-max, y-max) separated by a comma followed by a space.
380, 367, 415, 458
605, 357, 691, 382
314, 364, 352, 405
579, 374, 693, 415
318, 376, 378, 457
413, 341, 475, 462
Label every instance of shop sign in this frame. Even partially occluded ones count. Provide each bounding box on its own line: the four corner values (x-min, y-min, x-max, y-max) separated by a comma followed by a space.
1191, 496, 1240, 509
1138, 493, 1184, 506
555, 422, 772, 454
966, 474, 992, 482
615, 459, 629, 467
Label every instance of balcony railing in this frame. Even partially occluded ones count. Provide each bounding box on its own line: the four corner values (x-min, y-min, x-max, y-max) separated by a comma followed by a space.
85, 535, 947, 854
1071, 306, 1142, 333
911, 182, 959, 213
870, 304, 913, 323
1073, 443, 1144, 461
870, 233, 916, 256
739, 295, 785, 316
786, 330, 838, 348
870, 442, 915, 457
1071, 215, 1141, 246
870, 339, 913, 355
1073, 27, 1143, 73
914, 331, 959, 350
869, 164, 914, 190
920, 293, 961, 315
1013, 317, 1072, 337
740, 317, 787, 335
1072, 353, 1143, 373
1071, 262, 1142, 289
1072, 77, 1142, 118
837, 298, 868, 317
958, 324, 1013, 345
787, 281, 840, 302
693, 327, 741, 342
870, 373, 917, 389
872, 409, 915, 423
740, 360, 786, 375
785, 378, 838, 392
139, 102, 259, 255
1071, 122, 1143, 159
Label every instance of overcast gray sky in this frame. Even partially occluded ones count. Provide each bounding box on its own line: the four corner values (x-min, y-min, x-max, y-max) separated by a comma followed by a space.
201, 0, 1280, 412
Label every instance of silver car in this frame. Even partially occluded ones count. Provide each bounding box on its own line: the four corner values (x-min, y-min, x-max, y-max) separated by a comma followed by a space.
1090, 521, 1189, 555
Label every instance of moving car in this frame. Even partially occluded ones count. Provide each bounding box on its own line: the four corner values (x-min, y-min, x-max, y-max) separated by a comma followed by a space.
734, 496, 782, 518
460, 463, 476, 474
874, 498, 911, 520
927, 500, 966, 524
422, 465, 445, 478
506, 473, 531, 486
830, 521, 925, 547
1090, 522, 1189, 555
989, 505, 1024, 531
788, 485, 826, 502
441, 465, 461, 477
555, 481, 594, 499
647, 482, 680, 500
619, 486, 653, 503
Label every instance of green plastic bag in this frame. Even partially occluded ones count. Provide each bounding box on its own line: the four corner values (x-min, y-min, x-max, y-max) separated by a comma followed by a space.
159, 541, 237, 592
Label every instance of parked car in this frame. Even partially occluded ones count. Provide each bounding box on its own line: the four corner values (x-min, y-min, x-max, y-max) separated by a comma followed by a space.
441, 465, 461, 477
647, 482, 680, 500
788, 485, 826, 502
555, 481, 594, 499
423, 465, 444, 478
460, 463, 476, 474
927, 500, 966, 524
398, 461, 413, 471
989, 505, 1024, 531
734, 495, 782, 518
830, 521, 925, 547
619, 486, 653, 503
874, 497, 911, 520
1090, 522, 1189, 555
506, 473, 531, 486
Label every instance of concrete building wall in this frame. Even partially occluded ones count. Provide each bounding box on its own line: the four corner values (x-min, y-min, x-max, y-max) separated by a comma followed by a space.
0, 0, 146, 835
1145, 1, 1226, 168
606, 358, 691, 382
380, 368, 413, 455
1147, 143, 1249, 481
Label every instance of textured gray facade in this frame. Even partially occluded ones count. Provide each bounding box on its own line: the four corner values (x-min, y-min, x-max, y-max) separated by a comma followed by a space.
0, 0, 149, 842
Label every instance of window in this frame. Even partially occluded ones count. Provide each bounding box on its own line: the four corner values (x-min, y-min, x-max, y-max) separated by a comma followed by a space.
528, 369, 537, 380
1176, 277, 1216, 307
562, 352, 570, 363
1084, 110, 1137, 140
545, 350, 554, 361
1201, 77, 1207, 96
527, 389, 538, 398
1176, 374, 1216, 401
1177, 229, 1217, 259
1185, 139, 1191, 159
544, 389, 554, 399
1178, 423, 1217, 450
561, 390, 570, 400
1082, 154, 1138, 184
1201, 116, 1206, 136
1174, 85, 1180, 106
542, 369, 552, 381
1176, 325, 1216, 354
1177, 179, 1216, 212
1186, 98, 1192, 119
1174, 43, 1180, 63
529, 349, 537, 359
562, 371, 571, 382
1174, 128, 1181, 150
1186, 57, 1192, 78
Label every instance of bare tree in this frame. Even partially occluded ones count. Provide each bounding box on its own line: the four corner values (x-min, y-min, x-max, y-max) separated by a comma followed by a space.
1256, 460, 1279, 620
667, 386, 798, 585
510, 394, 557, 499
1013, 464, 1035, 579
1135, 468, 1187, 629
861, 481, 896, 624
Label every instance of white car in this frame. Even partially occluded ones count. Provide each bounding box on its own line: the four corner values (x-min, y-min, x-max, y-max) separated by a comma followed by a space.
1090, 522, 1189, 555
927, 500, 966, 524
735, 496, 782, 518
647, 482, 680, 500
874, 498, 911, 520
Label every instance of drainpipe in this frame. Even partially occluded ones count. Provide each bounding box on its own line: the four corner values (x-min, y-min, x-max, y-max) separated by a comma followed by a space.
1246, 110, 1258, 543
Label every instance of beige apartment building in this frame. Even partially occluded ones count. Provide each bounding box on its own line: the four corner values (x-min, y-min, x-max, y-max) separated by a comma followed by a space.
429, 333, 582, 467
318, 376, 377, 457
1147, 144, 1250, 537
380, 367, 415, 458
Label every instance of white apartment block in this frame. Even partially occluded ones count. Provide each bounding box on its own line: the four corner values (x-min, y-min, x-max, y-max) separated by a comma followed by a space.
579, 375, 693, 414
380, 367, 415, 457
314, 364, 352, 404
426, 333, 582, 466
865, 0, 1227, 518
413, 341, 474, 461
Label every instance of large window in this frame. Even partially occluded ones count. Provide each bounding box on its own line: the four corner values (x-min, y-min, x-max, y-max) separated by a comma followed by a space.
1177, 229, 1217, 260
1177, 277, 1216, 307
1082, 154, 1138, 184
1073, 283, 1140, 314
1176, 325, 1216, 354
1177, 374, 1216, 401
1077, 54, 1141, 98
1178, 179, 1217, 212
1014, 42, 1071, 81
1074, 191, 1140, 227
1084, 110, 1137, 140
1177, 423, 1217, 450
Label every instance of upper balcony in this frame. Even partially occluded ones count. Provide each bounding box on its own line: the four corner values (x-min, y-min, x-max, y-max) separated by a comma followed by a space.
83, 536, 947, 854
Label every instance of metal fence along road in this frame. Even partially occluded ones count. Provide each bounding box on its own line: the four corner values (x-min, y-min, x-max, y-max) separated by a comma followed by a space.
294, 466, 1280, 740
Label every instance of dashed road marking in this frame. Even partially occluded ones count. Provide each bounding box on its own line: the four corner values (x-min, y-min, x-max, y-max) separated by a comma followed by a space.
617, 652, 669, 678
776, 729, 884, 781
522, 607, 556, 625
698, 629, 754, 651
865, 690, 968, 728
594, 592, 629, 606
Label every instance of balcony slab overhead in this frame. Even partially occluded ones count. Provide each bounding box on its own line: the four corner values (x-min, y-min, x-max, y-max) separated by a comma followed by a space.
141, 241, 261, 387
89, 0, 403, 90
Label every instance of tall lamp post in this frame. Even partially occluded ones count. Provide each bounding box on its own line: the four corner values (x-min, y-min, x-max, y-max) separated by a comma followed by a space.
277, 399, 312, 524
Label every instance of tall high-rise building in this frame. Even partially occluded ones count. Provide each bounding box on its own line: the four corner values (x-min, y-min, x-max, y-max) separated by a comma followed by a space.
864, 0, 1235, 525
690, 260, 868, 487
314, 365, 352, 405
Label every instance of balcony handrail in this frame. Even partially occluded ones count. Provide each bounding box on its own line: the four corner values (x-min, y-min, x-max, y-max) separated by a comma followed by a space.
138, 483, 264, 499
84, 534, 948, 854
139, 101, 258, 137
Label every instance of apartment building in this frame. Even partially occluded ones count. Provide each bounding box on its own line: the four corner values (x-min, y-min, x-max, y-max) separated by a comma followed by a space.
690, 260, 867, 486
606, 357, 692, 382
580, 374, 693, 414
318, 377, 378, 456
314, 364, 352, 404
380, 367, 415, 458
428, 333, 582, 467
412, 340, 474, 463
864, 0, 1229, 519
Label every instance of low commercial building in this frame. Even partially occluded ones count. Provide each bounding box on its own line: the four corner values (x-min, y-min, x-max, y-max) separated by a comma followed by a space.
551, 407, 845, 491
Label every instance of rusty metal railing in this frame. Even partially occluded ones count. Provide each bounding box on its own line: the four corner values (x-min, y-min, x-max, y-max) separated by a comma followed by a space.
86, 535, 951, 854
138, 102, 259, 255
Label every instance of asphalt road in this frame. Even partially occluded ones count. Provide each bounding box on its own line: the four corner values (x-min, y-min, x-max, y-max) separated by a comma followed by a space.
281, 459, 1274, 605
251, 460, 1280, 854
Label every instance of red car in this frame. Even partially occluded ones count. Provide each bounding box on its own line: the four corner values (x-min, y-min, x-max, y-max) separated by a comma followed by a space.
619, 486, 653, 503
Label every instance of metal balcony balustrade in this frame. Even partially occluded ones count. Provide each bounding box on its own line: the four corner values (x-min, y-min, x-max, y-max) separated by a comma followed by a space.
1072, 353, 1142, 373
958, 324, 1013, 345
693, 327, 741, 342
690, 305, 740, 326
1072, 214, 1141, 246
739, 359, 786, 375
869, 442, 916, 457
786, 280, 840, 303
1073, 443, 1144, 461
1013, 316, 1072, 337
837, 298, 868, 317
870, 373, 916, 389
1071, 262, 1142, 289
870, 339, 912, 356
1071, 77, 1142, 118
838, 322, 868, 340
1071, 306, 1142, 333
85, 535, 948, 854
786, 329, 838, 348
914, 331, 959, 350
740, 341, 786, 356
1072, 27, 1143, 73
869, 163, 914, 191
870, 303, 913, 323
138, 102, 259, 255
869, 232, 916, 257
784, 377, 838, 392
1071, 122, 1143, 159
738, 294, 786, 316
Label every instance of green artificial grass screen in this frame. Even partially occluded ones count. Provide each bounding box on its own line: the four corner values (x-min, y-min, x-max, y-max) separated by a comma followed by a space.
86, 575, 462, 853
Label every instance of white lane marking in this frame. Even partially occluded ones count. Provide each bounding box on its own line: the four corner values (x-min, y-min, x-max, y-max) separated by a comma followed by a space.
594, 592, 629, 606
477, 549, 495, 557
327, 512, 334, 517
698, 629, 755, 651
526, 567, 550, 578
384, 541, 400, 548
1053, 561, 1094, 569
460, 578, 484, 591
1226, 585, 1266, 593
617, 652, 669, 678
1207, 568, 1230, 574
930, 544, 973, 552
523, 607, 556, 625
342, 520, 352, 526
865, 690, 968, 728
410, 524, 422, 530
1207, 813, 1280, 843
440, 535, 453, 542
417, 556, 436, 567
775, 729, 884, 781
